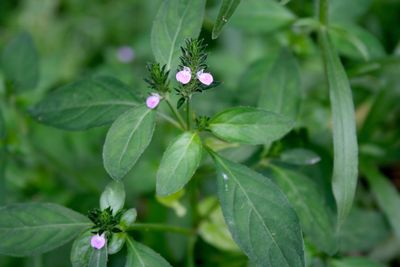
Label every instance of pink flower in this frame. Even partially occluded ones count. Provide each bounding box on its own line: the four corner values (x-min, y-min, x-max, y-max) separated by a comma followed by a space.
176, 66, 192, 84
91, 233, 106, 250
196, 70, 213, 86
146, 93, 161, 109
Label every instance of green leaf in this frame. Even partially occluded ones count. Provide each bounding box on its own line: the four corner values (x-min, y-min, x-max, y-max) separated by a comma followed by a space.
212, 0, 242, 39
151, 0, 206, 71
320, 30, 358, 228
329, 0, 373, 22
362, 163, 400, 240
0, 203, 91, 257
338, 208, 389, 253
1, 32, 39, 92
330, 23, 385, 61
258, 49, 301, 121
209, 151, 304, 267
31, 76, 139, 130
88, 246, 108, 267
209, 107, 293, 145
329, 257, 386, 267
269, 166, 337, 255
71, 230, 92, 267
156, 132, 202, 196
237, 54, 279, 106
125, 237, 172, 267
108, 232, 126, 255
279, 148, 321, 166
100, 181, 125, 215
229, 0, 294, 34
198, 197, 240, 252
103, 105, 156, 180
120, 208, 138, 230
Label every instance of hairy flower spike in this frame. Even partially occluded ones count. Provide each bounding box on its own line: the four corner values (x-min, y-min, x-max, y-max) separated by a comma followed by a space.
91, 233, 106, 250
144, 63, 170, 92
146, 93, 161, 109
176, 66, 191, 84
196, 70, 213, 86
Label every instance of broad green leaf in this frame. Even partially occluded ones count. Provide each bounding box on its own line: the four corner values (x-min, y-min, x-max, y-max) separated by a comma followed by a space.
31, 76, 139, 130
258, 49, 301, 121
279, 148, 321, 166
151, 0, 206, 71
198, 197, 240, 252
88, 246, 108, 267
120, 208, 138, 230
212, 0, 242, 39
237, 54, 279, 106
269, 166, 337, 255
100, 181, 125, 215
103, 105, 156, 180
362, 163, 400, 240
210, 151, 304, 267
108, 233, 126, 255
71, 230, 92, 267
338, 208, 389, 253
0, 203, 91, 257
156, 132, 202, 196
329, 0, 372, 22
229, 0, 294, 34
1, 32, 39, 92
320, 30, 358, 228
330, 24, 385, 61
125, 237, 172, 267
329, 257, 386, 267
209, 107, 293, 145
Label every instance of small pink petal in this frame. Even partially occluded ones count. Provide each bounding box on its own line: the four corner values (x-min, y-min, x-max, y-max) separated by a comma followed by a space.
176, 67, 192, 84
197, 71, 213, 86
146, 94, 161, 109
91, 234, 106, 250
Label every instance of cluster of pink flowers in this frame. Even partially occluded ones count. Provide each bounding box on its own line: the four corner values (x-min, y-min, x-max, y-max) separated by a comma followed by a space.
145, 67, 214, 109
175, 66, 213, 86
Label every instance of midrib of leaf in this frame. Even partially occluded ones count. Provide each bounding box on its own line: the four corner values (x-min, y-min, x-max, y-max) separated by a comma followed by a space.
127, 238, 146, 267
215, 157, 289, 266
118, 109, 151, 167
166, 0, 191, 70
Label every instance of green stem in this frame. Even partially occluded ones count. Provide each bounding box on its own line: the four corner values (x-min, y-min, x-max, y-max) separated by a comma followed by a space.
186, 178, 199, 266
165, 98, 186, 130
317, 0, 329, 25
186, 235, 197, 267
127, 223, 193, 236
186, 97, 191, 130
